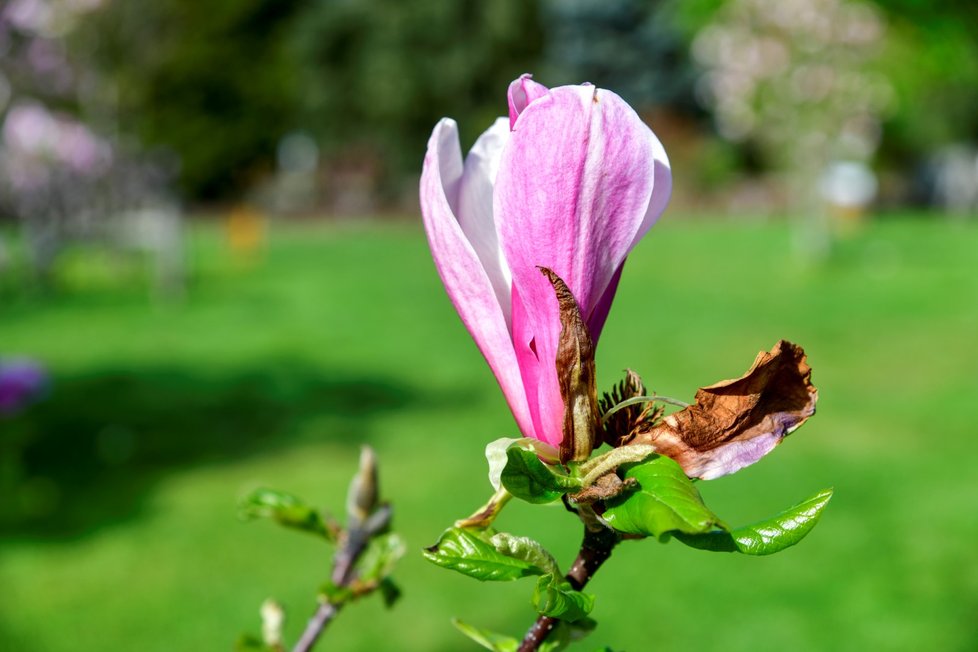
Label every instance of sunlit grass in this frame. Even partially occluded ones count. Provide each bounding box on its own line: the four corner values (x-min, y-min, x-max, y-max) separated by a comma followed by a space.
1, 215, 976, 651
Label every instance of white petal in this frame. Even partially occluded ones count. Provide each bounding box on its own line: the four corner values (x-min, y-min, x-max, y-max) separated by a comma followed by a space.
458, 117, 513, 326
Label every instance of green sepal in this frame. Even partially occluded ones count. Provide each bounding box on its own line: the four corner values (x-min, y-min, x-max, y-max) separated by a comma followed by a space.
500, 446, 583, 504
423, 527, 544, 581
452, 618, 519, 652
674, 488, 833, 555
533, 575, 595, 622
602, 456, 723, 537
238, 488, 335, 541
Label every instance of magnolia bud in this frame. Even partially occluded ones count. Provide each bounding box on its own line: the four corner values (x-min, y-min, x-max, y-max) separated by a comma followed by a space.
346, 446, 379, 525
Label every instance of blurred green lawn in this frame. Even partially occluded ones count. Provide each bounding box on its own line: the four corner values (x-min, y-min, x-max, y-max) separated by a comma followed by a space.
1, 216, 976, 651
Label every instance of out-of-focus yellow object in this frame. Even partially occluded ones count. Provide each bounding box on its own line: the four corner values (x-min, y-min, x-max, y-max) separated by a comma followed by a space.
226, 205, 266, 263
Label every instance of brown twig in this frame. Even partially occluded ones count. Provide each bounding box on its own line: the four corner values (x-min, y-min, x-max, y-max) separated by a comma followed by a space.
291, 521, 374, 652
291, 447, 390, 652
516, 526, 620, 652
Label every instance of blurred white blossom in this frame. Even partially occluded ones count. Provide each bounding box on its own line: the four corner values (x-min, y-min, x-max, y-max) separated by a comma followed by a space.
693, 0, 891, 172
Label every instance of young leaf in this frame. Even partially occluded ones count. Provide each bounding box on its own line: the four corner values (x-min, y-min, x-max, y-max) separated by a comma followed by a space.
238, 488, 335, 541
357, 532, 406, 583
234, 634, 273, 652
489, 533, 561, 577
674, 488, 833, 555
318, 581, 354, 606
452, 618, 520, 652
532, 617, 599, 652
602, 456, 723, 537
379, 577, 402, 608
500, 446, 583, 504
533, 575, 595, 622
486, 437, 523, 491
423, 527, 545, 581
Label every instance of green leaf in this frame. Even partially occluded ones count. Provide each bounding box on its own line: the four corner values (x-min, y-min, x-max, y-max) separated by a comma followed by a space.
486, 437, 523, 491
452, 618, 519, 652
234, 634, 272, 652
238, 488, 335, 541
423, 527, 544, 581
318, 580, 354, 606
500, 446, 582, 504
526, 617, 598, 652
489, 533, 560, 577
357, 532, 406, 583
674, 488, 834, 556
533, 575, 595, 622
602, 456, 722, 537
379, 577, 401, 608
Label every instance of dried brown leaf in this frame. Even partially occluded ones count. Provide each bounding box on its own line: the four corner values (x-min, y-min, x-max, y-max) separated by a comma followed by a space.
540, 267, 602, 463
632, 340, 817, 480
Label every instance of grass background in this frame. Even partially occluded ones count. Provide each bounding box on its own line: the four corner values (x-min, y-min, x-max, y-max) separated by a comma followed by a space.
1, 215, 976, 651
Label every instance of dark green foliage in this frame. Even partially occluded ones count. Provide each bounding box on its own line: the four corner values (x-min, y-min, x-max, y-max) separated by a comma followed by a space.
79, 0, 544, 201
81, 0, 305, 199
287, 0, 544, 196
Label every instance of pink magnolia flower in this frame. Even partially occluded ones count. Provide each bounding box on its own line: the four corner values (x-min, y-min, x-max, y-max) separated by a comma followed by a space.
420, 74, 671, 448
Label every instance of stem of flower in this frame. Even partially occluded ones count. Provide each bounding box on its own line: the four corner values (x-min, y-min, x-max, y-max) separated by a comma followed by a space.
516, 526, 620, 652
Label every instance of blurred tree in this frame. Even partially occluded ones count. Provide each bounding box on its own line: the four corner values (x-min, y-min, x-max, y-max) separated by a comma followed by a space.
539, 0, 697, 111
81, 0, 543, 204
287, 0, 543, 203
874, 1, 978, 158
82, 0, 304, 200
673, 0, 978, 171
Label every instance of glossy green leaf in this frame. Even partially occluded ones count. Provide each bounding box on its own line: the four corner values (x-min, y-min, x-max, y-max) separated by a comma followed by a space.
674, 488, 833, 556
423, 527, 544, 581
602, 456, 722, 537
533, 575, 595, 622
238, 488, 335, 541
489, 533, 560, 577
500, 446, 582, 504
452, 618, 519, 652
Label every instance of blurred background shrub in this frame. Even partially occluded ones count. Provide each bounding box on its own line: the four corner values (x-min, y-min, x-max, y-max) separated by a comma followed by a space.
3, 0, 976, 221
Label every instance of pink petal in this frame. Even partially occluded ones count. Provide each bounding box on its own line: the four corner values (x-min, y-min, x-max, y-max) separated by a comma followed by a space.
495, 85, 668, 444
420, 118, 533, 439
507, 74, 550, 130
586, 261, 624, 342
457, 117, 513, 326
510, 282, 563, 446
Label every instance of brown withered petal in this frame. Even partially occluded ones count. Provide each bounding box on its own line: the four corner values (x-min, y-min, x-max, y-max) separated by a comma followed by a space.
539, 267, 602, 463
631, 340, 817, 480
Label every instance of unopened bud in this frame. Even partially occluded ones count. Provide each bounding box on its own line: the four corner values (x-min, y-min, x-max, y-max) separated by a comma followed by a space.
346, 445, 379, 525
260, 599, 284, 648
